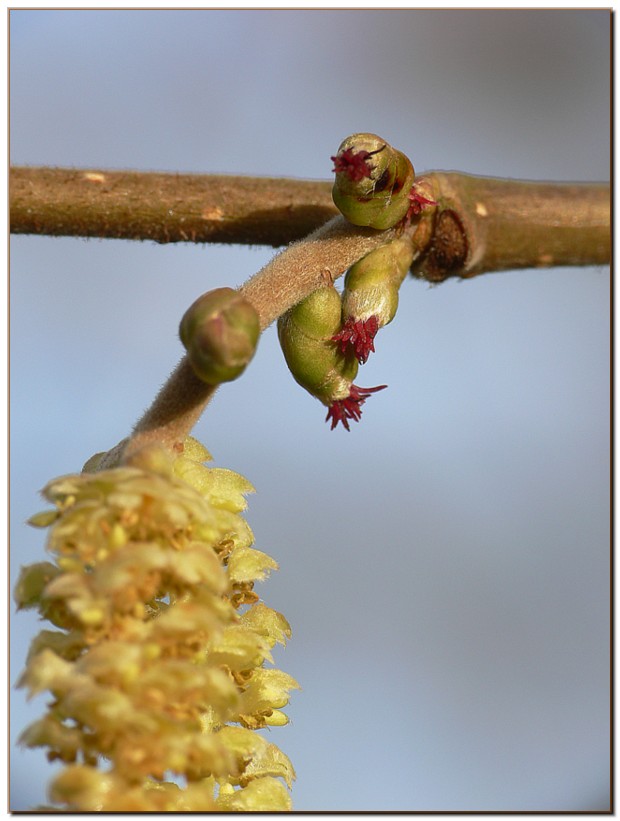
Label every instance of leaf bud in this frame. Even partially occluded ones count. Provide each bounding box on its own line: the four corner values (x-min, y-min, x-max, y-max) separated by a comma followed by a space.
179, 287, 260, 385
331, 133, 415, 230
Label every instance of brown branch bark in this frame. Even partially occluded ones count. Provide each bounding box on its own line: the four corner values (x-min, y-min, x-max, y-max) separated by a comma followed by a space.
416, 173, 610, 281
9, 166, 336, 247
10, 167, 609, 273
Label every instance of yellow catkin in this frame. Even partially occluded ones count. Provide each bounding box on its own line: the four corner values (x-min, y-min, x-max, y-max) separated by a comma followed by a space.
15, 437, 298, 812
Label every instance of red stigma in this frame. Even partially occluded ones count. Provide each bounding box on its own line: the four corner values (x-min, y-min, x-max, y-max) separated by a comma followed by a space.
405, 186, 438, 221
332, 315, 380, 364
331, 148, 374, 182
325, 384, 387, 431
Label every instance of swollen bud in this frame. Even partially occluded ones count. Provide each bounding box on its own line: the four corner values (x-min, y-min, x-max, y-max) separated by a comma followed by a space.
278, 284, 358, 405
179, 287, 260, 385
278, 285, 386, 431
331, 133, 415, 230
343, 237, 415, 327
333, 237, 415, 364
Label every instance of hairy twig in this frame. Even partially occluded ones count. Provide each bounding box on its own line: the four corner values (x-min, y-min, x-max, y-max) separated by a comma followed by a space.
122, 215, 404, 460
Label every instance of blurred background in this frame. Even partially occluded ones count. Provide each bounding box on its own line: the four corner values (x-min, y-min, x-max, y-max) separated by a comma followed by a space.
9, 9, 610, 811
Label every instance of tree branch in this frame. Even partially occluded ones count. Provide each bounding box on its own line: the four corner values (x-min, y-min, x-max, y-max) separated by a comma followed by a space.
9, 166, 336, 247
417, 174, 610, 281
10, 167, 610, 269
13, 165, 607, 466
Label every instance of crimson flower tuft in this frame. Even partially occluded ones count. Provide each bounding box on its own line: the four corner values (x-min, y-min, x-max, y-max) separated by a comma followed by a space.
332, 315, 380, 364
331, 148, 375, 182
325, 384, 387, 431
406, 187, 438, 220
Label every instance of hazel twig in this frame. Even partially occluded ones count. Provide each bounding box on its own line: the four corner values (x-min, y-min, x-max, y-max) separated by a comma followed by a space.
76, 169, 608, 465
119, 214, 410, 461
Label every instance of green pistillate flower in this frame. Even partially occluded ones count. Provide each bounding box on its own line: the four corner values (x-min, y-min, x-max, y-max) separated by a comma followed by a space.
278, 284, 386, 430
15, 437, 298, 812
333, 237, 416, 364
331, 133, 415, 230
179, 287, 260, 385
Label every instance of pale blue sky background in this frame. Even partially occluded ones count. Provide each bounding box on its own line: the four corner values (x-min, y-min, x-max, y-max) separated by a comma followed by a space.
10, 9, 610, 811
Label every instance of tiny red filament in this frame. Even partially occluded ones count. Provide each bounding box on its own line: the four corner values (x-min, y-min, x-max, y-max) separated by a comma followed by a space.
331, 148, 374, 182
326, 384, 387, 432
332, 315, 380, 364
406, 187, 438, 220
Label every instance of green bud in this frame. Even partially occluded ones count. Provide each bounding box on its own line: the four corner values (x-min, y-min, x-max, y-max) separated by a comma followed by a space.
179, 288, 260, 385
277, 285, 358, 404
331, 133, 415, 230
342, 237, 415, 328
